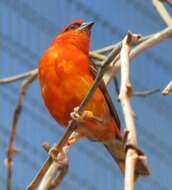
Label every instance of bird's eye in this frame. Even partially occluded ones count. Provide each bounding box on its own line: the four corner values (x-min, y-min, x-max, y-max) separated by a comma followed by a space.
64, 23, 81, 32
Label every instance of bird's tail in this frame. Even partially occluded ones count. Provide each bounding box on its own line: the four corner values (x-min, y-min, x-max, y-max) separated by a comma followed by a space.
104, 139, 150, 179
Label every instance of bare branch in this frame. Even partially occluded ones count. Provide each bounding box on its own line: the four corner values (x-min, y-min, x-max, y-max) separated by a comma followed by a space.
0, 69, 38, 84
89, 52, 105, 61
93, 34, 153, 55
94, 42, 122, 54
162, 81, 172, 95
152, 0, 172, 26
119, 32, 149, 190
119, 32, 139, 190
38, 144, 69, 190
103, 26, 172, 85
5, 73, 36, 190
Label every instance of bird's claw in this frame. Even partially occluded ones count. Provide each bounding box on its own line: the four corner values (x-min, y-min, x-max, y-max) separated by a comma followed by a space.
70, 106, 95, 123
70, 106, 104, 126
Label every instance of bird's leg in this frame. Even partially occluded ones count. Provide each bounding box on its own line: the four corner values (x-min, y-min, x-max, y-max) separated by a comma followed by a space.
70, 106, 104, 124
122, 129, 144, 156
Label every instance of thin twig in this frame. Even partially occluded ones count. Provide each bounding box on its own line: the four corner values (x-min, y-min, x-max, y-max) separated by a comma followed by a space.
0, 69, 38, 84
94, 34, 153, 55
162, 81, 172, 95
152, 0, 172, 26
5, 73, 37, 190
89, 52, 105, 61
133, 88, 160, 96
94, 42, 122, 54
27, 45, 120, 190
119, 32, 146, 190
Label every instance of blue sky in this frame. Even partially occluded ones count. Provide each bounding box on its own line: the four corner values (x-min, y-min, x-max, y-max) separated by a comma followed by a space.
0, 0, 172, 189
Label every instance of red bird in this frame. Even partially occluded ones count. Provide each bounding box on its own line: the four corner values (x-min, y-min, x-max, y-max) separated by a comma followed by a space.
38, 20, 148, 176
38, 20, 121, 141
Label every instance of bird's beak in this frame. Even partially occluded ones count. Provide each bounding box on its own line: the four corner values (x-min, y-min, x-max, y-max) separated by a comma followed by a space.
78, 21, 95, 31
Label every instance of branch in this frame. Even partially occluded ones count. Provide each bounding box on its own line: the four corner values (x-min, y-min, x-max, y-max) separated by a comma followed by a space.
93, 34, 153, 55
133, 88, 160, 96
162, 80, 172, 95
5, 73, 37, 190
119, 32, 139, 190
89, 52, 105, 61
27, 45, 121, 190
0, 69, 38, 84
103, 26, 172, 85
118, 32, 147, 190
38, 143, 69, 190
94, 41, 122, 54
152, 0, 172, 26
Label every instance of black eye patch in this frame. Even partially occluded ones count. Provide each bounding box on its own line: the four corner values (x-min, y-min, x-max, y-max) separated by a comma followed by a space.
64, 22, 82, 32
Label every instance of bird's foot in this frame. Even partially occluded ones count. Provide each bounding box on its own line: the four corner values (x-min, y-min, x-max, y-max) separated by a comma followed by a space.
70, 106, 103, 124
70, 106, 94, 122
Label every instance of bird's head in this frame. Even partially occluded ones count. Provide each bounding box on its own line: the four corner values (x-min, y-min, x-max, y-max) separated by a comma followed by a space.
63, 19, 94, 34
53, 19, 95, 54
